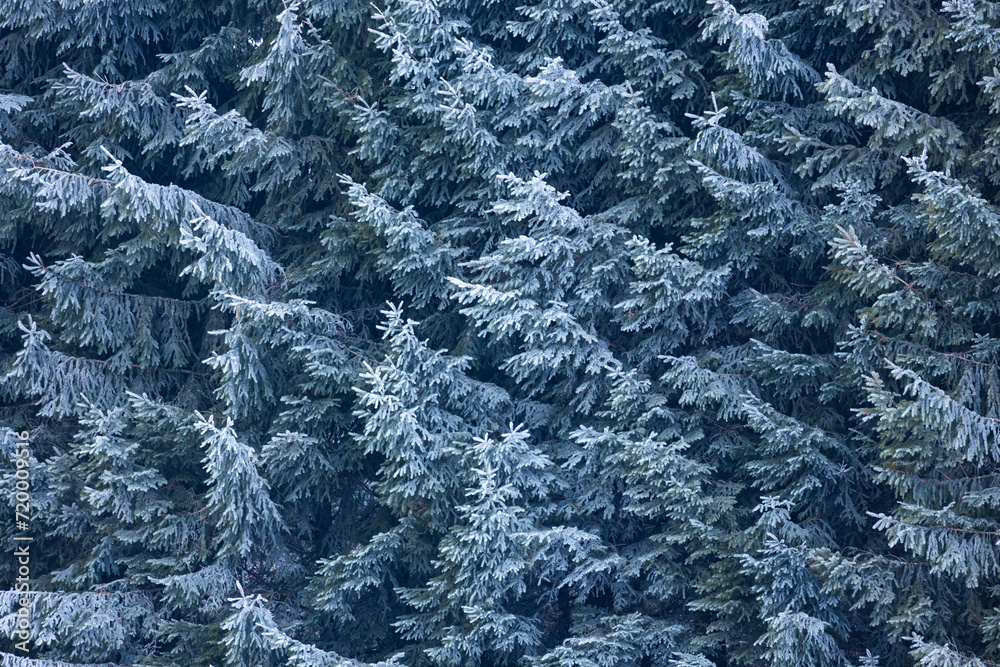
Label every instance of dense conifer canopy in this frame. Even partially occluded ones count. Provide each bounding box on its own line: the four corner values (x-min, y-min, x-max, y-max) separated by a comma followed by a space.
1, 0, 1000, 665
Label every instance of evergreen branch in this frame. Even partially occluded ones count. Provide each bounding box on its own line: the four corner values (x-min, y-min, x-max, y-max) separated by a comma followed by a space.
28, 257, 209, 309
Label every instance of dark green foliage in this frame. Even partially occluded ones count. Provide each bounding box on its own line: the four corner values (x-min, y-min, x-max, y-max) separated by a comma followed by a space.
1, 0, 999, 666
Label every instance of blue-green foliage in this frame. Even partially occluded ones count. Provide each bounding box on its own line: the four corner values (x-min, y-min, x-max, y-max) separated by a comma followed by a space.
1, 0, 999, 665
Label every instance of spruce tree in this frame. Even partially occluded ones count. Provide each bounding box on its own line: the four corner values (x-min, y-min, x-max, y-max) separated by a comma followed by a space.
2, 0, 1000, 666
